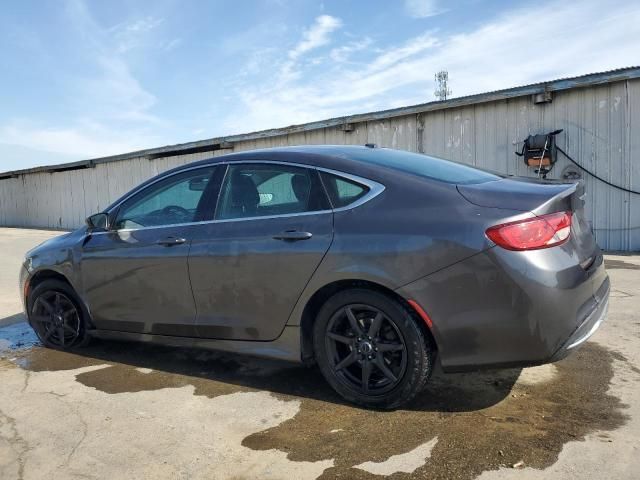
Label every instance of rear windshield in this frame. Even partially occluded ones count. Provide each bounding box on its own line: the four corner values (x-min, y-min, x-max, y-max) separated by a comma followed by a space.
354, 148, 501, 185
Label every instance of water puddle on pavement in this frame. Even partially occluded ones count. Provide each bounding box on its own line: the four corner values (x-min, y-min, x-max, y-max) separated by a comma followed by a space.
604, 259, 640, 270
0, 320, 39, 352
242, 343, 629, 479
0, 320, 630, 479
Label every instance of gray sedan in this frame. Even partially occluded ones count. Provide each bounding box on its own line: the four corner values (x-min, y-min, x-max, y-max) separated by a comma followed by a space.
20, 145, 609, 408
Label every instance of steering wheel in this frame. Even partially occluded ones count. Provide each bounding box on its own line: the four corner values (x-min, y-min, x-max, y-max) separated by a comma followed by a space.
162, 205, 190, 217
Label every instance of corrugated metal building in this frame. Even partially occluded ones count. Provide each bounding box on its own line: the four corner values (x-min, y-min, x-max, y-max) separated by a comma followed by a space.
1, 67, 640, 250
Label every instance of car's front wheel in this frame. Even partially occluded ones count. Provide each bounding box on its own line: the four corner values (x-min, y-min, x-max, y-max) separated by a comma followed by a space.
27, 279, 90, 350
313, 288, 435, 409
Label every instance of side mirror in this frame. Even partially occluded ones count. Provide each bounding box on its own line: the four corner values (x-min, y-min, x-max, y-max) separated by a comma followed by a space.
86, 213, 108, 231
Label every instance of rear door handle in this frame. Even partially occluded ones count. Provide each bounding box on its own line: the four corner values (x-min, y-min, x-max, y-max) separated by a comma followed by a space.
155, 237, 187, 247
272, 230, 313, 241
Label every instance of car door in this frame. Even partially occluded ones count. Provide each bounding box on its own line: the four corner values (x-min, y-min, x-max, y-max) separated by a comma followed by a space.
188, 162, 334, 341
80, 165, 218, 335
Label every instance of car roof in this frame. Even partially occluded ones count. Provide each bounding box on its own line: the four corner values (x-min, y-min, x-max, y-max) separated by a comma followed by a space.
187, 145, 383, 169
105, 146, 394, 212
176, 144, 501, 185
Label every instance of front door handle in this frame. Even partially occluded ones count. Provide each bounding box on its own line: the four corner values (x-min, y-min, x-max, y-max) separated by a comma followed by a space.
272, 230, 313, 241
155, 237, 187, 247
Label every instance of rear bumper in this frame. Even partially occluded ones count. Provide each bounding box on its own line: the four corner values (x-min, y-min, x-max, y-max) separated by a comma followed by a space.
549, 280, 609, 362
397, 246, 609, 372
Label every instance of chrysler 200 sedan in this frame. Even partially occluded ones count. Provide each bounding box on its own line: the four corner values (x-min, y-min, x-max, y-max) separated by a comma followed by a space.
20, 145, 609, 408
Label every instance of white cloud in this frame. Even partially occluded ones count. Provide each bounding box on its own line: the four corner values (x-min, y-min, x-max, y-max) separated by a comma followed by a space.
329, 37, 373, 63
111, 16, 164, 53
221, 0, 640, 135
0, 0, 165, 165
362, 33, 438, 76
81, 55, 159, 124
161, 37, 182, 52
240, 15, 345, 93
61, 0, 159, 125
0, 121, 161, 159
0, 143, 83, 172
404, 0, 446, 18
289, 15, 343, 59
4, 0, 640, 169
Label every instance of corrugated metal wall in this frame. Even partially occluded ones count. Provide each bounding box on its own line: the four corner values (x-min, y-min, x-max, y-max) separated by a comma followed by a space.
1, 78, 639, 250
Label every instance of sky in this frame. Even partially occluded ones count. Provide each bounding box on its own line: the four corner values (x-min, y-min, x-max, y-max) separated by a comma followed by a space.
1, 0, 639, 172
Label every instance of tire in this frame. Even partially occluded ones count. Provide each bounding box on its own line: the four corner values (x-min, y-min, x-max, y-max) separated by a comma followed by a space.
27, 279, 91, 350
313, 288, 434, 409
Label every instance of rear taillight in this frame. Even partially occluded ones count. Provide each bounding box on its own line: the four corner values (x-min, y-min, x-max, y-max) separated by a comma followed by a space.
486, 211, 572, 251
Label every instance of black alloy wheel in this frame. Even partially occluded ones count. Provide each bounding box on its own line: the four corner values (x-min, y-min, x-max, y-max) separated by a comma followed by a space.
28, 279, 89, 349
325, 304, 407, 395
314, 289, 435, 409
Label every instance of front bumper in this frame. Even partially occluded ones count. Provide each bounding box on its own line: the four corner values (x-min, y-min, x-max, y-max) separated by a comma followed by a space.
19, 263, 30, 312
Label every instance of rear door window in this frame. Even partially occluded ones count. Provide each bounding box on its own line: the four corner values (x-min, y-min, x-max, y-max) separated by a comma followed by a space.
215, 164, 330, 220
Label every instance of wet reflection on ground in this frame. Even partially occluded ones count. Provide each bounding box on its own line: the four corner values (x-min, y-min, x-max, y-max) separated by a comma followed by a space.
0, 319, 629, 479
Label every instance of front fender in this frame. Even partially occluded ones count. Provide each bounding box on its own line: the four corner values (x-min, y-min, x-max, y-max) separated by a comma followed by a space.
22, 229, 87, 310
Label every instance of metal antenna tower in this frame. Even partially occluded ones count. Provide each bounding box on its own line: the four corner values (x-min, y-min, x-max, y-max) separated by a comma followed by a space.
434, 70, 452, 101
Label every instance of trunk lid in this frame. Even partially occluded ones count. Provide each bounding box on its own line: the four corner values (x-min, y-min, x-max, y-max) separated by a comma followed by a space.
458, 177, 598, 267
457, 177, 577, 212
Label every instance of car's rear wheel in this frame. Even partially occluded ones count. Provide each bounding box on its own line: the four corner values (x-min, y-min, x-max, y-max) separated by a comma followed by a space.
313, 288, 434, 409
27, 279, 90, 350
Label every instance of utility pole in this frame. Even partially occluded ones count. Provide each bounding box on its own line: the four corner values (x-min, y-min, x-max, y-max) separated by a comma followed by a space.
434, 70, 452, 101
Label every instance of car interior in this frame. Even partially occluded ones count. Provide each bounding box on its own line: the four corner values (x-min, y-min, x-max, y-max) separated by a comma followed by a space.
216, 168, 325, 219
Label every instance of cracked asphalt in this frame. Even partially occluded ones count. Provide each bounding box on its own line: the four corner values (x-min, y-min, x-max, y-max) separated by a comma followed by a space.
0, 228, 639, 479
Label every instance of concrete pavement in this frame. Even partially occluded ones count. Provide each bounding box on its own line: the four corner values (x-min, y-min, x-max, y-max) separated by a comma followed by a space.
0, 228, 638, 479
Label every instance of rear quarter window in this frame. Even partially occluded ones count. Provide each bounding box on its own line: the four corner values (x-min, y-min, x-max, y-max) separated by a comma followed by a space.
320, 172, 369, 208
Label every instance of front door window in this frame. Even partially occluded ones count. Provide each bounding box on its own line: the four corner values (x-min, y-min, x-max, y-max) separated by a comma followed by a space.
114, 167, 216, 230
